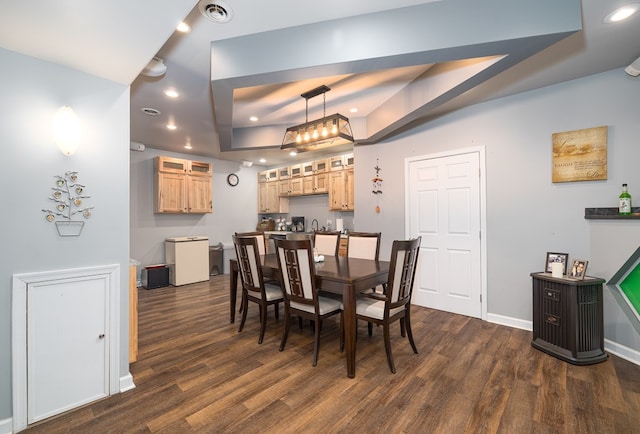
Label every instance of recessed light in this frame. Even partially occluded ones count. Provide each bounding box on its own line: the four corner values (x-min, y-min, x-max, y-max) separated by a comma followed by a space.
184, 143, 192, 150
167, 124, 177, 130
349, 108, 358, 113
289, 151, 297, 156
164, 89, 179, 98
604, 3, 640, 23
176, 21, 191, 33
249, 116, 258, 122
259, 158, 266, 163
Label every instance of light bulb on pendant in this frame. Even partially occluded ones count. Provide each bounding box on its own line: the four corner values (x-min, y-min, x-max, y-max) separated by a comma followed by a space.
331, 119, 338, 135
321, 123, 328, 137
304, 129, 310, 141
296, 131, 302, 143
312, 124, 319, 140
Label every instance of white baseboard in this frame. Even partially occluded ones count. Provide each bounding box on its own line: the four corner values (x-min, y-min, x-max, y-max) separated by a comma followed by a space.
487, 312, 532, 331
119, 372, 136, 393
604, 339, 640, 365
0, 418, 12, 434
487, 313, 640, 366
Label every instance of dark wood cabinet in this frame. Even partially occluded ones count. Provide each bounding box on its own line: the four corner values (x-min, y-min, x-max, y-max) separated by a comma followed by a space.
531, 272, 608, 365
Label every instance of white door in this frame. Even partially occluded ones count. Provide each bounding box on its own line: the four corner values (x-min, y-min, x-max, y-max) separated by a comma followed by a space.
407, 150, 483, 318
27, 276, 109, 423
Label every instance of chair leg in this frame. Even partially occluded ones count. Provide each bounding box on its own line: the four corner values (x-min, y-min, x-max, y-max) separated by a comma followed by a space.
405, 310, 418, 354
274, 303, 279, 320
279, 308, 291, 351
383, 322, 396, 374
258, 303, 267, 344
238, 296, 249, 332
339, 313, 344, 352
312, 316, 321, 366
367, 322, 373, 337
400, 317, 406, 337
298, 316, 303, 329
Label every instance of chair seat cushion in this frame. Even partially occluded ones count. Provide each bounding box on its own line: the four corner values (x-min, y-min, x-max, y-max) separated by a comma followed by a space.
291, 296, 342, 315
265, 283, 284, 302
356, 297, 404, 320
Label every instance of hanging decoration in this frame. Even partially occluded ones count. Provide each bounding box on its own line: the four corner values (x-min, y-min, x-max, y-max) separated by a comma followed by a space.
42, 171, 94, 237
372, 159, 383, 213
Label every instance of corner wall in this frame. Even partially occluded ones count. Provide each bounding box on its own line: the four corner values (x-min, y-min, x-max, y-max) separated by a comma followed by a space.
0, 47, 130, 421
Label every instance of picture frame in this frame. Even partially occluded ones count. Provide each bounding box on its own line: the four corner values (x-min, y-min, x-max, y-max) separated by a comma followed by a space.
568, 259, 589, 280
545, 252, 569, 274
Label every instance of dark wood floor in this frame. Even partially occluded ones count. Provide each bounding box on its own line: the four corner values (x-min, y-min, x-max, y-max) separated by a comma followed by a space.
25, 274, 640, 433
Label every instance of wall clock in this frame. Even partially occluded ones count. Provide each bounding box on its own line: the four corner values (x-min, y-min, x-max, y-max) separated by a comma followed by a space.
227, 173, 239, 187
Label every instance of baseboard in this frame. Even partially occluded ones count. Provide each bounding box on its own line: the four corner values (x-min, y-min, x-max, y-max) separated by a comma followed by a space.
119, 372, 136, 393
487, 312, 532, 331
604, 339, 640, 365
0, 417, 12, 434
487, 313, 640, 366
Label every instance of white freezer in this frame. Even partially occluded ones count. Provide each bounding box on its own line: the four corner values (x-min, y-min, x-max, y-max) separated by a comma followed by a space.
165, 236, 209, 286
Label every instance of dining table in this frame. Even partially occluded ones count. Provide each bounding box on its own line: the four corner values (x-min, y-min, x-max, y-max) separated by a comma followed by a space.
229, 254, 390, 378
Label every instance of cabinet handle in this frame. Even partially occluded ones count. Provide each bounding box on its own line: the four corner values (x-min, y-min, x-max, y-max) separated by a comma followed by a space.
98, 333, 105, 339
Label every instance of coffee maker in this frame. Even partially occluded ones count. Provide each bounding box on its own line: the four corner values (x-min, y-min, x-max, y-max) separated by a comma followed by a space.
291, 216, 305, 232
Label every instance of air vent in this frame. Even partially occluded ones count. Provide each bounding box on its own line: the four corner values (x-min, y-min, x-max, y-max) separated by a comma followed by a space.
198, 0, 233, 23
141, 107, 161, 116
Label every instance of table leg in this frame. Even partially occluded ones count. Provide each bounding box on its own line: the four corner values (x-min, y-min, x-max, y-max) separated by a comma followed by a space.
230, 260, 239, 323
344, 283, 356, 378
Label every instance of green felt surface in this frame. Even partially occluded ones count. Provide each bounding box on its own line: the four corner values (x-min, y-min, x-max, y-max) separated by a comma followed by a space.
620, 264, 640, 314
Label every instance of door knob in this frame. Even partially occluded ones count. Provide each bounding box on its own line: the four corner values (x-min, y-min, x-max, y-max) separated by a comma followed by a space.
98, 334, 105, 339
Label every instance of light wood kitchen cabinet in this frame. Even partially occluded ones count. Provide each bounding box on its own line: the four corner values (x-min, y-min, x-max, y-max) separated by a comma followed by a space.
302, 158, 329, 176
258, 179, 289, 213
329, 169, 354, 211
303, 172, 329, 195
290, 164, 303, 177
330, 153, 354, 171
278, 179, 291, 196
154, 156, 212, 213
289, 177, 304, 195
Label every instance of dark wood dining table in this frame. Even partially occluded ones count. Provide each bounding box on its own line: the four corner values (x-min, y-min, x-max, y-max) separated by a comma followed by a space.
229, 254, 390, 378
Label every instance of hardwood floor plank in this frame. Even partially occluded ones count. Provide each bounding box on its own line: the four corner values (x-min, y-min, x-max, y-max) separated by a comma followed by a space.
24, 275, 640, 434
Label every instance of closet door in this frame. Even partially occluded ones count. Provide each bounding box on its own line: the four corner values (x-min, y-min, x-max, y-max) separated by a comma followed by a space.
27, 275, 109, 423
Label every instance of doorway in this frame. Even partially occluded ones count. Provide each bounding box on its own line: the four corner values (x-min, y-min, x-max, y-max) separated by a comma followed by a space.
406, 147, 486, 319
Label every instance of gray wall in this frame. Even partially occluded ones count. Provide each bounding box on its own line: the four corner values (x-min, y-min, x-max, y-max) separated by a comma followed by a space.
354, 68, 640, 354
0, 47, 130, 421
129, 147, 260, 275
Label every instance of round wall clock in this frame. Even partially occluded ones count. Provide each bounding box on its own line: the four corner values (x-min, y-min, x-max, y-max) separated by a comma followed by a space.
227, 173, 239, 187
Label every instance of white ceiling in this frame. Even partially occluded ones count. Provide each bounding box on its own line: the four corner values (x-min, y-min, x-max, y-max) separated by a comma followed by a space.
1, 0, 639, 167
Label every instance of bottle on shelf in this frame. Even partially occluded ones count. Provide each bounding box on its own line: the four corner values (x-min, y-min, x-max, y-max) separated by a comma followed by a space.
619, 183, 632, 215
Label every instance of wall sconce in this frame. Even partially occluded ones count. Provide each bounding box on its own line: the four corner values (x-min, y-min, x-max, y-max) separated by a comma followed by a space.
52, 105, 81, 156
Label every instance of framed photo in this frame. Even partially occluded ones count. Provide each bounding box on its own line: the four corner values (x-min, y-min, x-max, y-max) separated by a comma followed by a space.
569, 260, 589, 280
545, 252, 569, 274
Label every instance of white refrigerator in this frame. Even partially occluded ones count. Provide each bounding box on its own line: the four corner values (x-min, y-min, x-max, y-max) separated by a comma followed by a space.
165, 236, 209, 286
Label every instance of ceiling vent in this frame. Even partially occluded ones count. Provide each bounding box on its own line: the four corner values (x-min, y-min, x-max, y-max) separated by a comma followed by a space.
141, 107, 161, 116
141, 57, 167, 77
198, 0, 233, 23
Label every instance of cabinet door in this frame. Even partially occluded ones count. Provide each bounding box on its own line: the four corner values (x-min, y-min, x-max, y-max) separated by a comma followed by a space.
302, 176, 315, 194
290, 177, 304, 196
258, 171, 269, 183
278, 179, 290, 196
188, 160, 212, 177
344, 169, 354, 210
258, 182, 269, 212
156, 156, 187, 174
328, 170, 345, 210
290, 164, 302, 177
302, 161, 314, 176
314, 173, 329, 194
314, 158, 329, 173
187, 176, 212, 213
278, 166, 291, 180
156, 172, 186, 212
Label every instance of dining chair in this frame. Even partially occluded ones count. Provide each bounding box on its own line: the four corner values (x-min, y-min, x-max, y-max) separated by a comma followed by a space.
355, 236, 421, 373
235, 231, 267, 255
347, 231, 383, 294
233, 235, 283, 344
313, 230, 341, 256
274, 238, 343, 366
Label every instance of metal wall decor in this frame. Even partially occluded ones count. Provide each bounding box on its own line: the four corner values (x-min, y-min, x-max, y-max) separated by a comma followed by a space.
372, 159, 383, 213
42, 171, 94, 236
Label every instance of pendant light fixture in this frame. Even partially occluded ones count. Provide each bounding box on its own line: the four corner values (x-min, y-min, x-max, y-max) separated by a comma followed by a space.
281, 85, 353, 152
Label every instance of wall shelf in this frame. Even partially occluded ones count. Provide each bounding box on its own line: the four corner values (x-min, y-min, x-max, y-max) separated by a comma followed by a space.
584, 207, 640, 219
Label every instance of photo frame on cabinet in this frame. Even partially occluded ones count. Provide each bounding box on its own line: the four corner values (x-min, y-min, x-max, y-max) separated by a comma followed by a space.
545, 252, 569, 274
569, 259, 588, 280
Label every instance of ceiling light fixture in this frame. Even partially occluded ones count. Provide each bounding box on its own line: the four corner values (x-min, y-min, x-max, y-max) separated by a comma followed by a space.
163, 89, 179, 98
141, 57, 167, 77
604, 3, 640, 23
281, 85, 354, 153
176, 21, 191, 33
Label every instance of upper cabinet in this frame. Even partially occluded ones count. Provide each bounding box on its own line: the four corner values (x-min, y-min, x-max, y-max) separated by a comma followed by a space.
329, 168, 354, 211
154, 156, 212, 214
330, 153, 354, 171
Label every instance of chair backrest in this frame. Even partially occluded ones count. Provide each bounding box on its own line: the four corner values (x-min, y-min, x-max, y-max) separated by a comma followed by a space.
347, 232, 381, 260
313, 230, 341, 256
387, 237, 422, 308
233, 235, 267, 296
274, 238, 317, 308
235, 231, 266, 256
